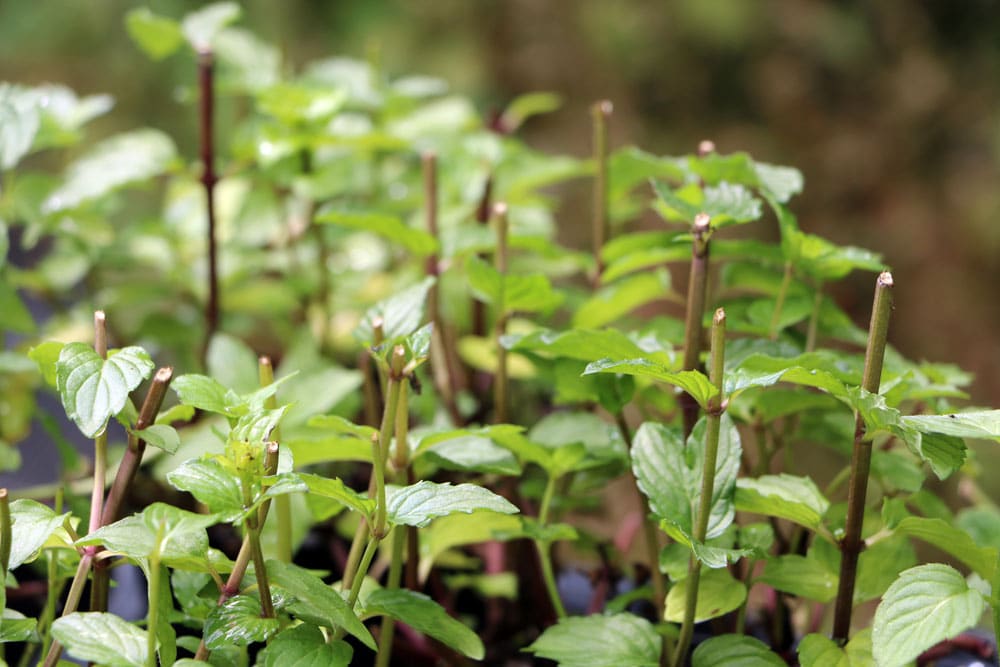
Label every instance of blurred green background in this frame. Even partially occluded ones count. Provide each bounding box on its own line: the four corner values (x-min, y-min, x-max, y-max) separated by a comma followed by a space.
2, 0, 998, 408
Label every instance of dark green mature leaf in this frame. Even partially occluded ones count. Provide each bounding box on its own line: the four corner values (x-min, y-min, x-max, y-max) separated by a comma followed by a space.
203, 594, 279, 649
316, 209, 437, 255
903, 410, 1000, 441
0, 83, 40, 170
386, 481, 518, 528
355, 277, 435, 344
525, 614, 661, 667
43, 129, 176, 213
181, 1, 241, 50
735, 474, 830, 531
897, 428, 966, 480
692, 635, 785, 667
125, 8, 183, 60
573, 270, 671, 328
665, 567, 746, 622
51, 612, 147, 667
894, 517, 997, 579
9, 499, 69, 569
760, 555, 838, 602
365, 588, 484, 659
855, 534, 917, 603
256, 624, 352, 667
873, 564, 985, 667
76, 503, 215, 570
266, 560, 375, 649
167, 458, 244, 521
585, 359, 716, 409
632, 416, 741, 539
56, 343, 154, 437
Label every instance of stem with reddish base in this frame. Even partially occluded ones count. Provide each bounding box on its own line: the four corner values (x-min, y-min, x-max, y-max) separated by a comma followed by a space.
832, 271, 894, 642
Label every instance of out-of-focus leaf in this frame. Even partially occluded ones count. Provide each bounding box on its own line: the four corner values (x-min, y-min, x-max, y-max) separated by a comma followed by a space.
364, 588, 484, 659
181, 1, 241, 50
573, 270, 671, 328
316, 209, 437, 256
525, 614, 661, 667
125, 8, 183, 60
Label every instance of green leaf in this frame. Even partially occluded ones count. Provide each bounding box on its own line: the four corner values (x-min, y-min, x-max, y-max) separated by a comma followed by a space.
171, 374, 240, 416
631, 416, 741, 538
573, 270, 671, 328
266, 560, 375, 649
0, 281, 34, 333
28, 341, 64, 387
55, 343, 155, 437
525, 614, 661, 667
585, 359, 716, 409
418, 434, 521, 475
355, 277, 435, 344
903, 410, 1000, 441
256, 624, 352, 667
753, 162, 804, 203
167, 458, 244, 521
797, 629, 874, 667
125, 8, 183, 60
735, 474, 830, 531
873, 564, 985, 667
854, 534, 917, 603
661, 521, 757, 568
43, 129, 177, 213
132, 424, 180, 454
894, 516, 997, 579
466, 256, 563, 314
759, 555, 838, 602
0, 608, 36, 643
51, 612, 147, 667
203, 594, 279, 650
76, 503, 215, 570
528, 411, 626, 469
181, 1, 241, 50
316, 209, 437, 255
652, 180, 763, 227
500, 92, 562, 130
692, 634, 785, 667
364, 588, 484, 659
386, 481, 519, 528
504, 328, 654, 363
9, 499, 68, 569
420, 511, 524, 579
665, 567, 746, 622
266, 473, 374, 517
206, 333, 260, 396
0, 84, 40, 170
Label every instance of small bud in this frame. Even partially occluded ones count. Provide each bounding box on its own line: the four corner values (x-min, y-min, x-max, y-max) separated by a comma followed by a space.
697, 139, 716, 156
694, 212, 711, 232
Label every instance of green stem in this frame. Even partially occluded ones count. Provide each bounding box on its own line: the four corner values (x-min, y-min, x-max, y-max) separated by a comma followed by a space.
146, 526, 164, 667
591, 100, 611, 285
89, 312, 109, 612
673, 308, 726, 667
535, 474, 567, 619
259, 357, 292, 563
346, 536, 379, 612
493, 202, 509, 424
832, 272, 893, 643
375, 526, 407, 667
680, 213, 711, 439
247, 521, 274, 619
0, 489, 10, 578
806, 282, 824, 352
769, 262, 793, 340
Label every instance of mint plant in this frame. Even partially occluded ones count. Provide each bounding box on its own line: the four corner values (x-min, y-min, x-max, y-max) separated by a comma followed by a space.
2, 3, 1000, 667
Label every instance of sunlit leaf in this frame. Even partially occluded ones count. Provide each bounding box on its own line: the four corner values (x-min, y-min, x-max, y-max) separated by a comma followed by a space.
525, 614, 661, 667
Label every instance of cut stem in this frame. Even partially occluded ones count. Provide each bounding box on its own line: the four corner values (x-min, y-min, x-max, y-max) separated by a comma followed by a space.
680, 213, 712, 439
591, 100, 612, 286
673, 308, 727, 667
832, 271, 893, 642
259, 357, 292, 563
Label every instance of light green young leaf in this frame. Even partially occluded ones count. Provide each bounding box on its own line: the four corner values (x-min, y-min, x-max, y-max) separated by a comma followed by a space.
132, 424, 180, 454
0, 281, 34, 334
181, 1, 241, 50
735, 474, 830, 531
665, 567, 746, 622
753, 162, 804, 203
386, 481, 518, 528
759, 555, 838, 602
896, 428, 966, 480
500, 92, 562, 130
420, 511, 524, 580
125, 8, 183, 60
0, 608, 36, 643
797, 629, 874, 667
9, 499, 69, 569
43, 129, 176, 213
51, 612, 147, 667
418, 434, 521, 476
525, 614, 661, 667
171, 374, 236, 415
206, 332, 260, 396
76, 502, 215, 570
873, 564, 985, 667
167, 458, 244, 521
355, 277, 435, 344
28, 342, 64, 387
203, 594, 279, 650
573, 270, 671, 328
692, 634, 785, 667
528, 411, 626, 469
265, 472, 374, 518
266, 560, 375, 649
631, 416, 741, 539
661, 521, 758, 568
0, 83, 40, 170
316, 209, 437, 256
364, 588, 484, 659
56, 343, 155, 437
256, 623, 352, 667
652, 179, 762, 227
902, 410, 1000, 441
